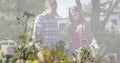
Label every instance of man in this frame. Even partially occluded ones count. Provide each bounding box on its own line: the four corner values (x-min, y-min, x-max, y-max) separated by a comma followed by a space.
33, 0, 60, 46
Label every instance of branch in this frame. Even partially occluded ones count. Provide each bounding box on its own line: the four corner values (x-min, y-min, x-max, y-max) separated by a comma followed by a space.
75, 0, 86, 22
100, 0, 120, 31
109, 0, 114, 8
75, 0, 82, 11
100, 1, 110, 6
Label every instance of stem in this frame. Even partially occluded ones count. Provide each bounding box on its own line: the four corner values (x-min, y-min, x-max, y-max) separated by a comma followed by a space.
24, 17, 27, 33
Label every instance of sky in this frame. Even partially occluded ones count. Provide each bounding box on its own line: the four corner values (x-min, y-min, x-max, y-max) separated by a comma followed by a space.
56, 0, 91, 18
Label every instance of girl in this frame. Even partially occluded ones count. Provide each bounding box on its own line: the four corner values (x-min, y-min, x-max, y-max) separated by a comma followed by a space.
68, 6, 94, 51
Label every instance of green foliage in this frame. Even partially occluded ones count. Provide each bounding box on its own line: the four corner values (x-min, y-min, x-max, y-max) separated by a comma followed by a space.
11, 32, 39, 63
23, 11, 35, 19
38, 41, 72, 63
12, 33, 72, 63
75, 47, 90, 59
60, 23, 70, 41
0, 0, 18, 40
0, 0, 45, 41
18, 32, 28, 43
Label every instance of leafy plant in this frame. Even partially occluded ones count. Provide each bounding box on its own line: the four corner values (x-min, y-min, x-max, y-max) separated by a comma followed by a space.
39, 41, 72, 63
73, 47, 90, 63
75, 47, 90, 58
12, 32, 39, 63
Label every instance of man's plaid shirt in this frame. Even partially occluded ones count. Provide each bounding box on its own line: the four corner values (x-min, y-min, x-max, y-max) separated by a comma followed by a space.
78, 21, 94, 47
33, 12, 60, 45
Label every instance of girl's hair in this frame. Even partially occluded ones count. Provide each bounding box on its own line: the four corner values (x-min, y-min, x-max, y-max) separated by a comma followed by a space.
69, 6, 80, 24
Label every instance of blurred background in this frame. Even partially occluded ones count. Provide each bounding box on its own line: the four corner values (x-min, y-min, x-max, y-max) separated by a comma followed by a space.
0, 0, 120, 60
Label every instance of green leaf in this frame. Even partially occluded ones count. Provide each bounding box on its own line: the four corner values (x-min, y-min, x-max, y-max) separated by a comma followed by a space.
18, 32, 28, 43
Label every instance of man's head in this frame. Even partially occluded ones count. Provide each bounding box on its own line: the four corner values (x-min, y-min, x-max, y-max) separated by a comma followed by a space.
45, 0, 57, 16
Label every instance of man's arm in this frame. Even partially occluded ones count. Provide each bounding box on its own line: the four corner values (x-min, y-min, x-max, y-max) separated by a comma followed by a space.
33, 16, 42, 42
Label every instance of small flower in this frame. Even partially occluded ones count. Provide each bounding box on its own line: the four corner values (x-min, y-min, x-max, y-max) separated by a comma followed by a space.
35, 43, 40, 49
18, 45, 22, 49
28, 42, 33, 46
73, 57, 76, 62
91, 39, 99, 49
37, 52, 44, 62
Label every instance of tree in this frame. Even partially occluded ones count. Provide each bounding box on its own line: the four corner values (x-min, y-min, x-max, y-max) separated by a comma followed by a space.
0, 0, 45, 42
91, 0, 100, 37
75, 0, 120, 59
75, 0, 120, 39
0, 0, 18, 40
100, 0, 120, 31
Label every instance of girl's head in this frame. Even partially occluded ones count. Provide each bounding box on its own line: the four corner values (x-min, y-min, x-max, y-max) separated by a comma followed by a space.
69, 6, 80, 23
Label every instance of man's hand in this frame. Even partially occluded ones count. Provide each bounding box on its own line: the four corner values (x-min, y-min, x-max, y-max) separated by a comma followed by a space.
76, 24, 83, 33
